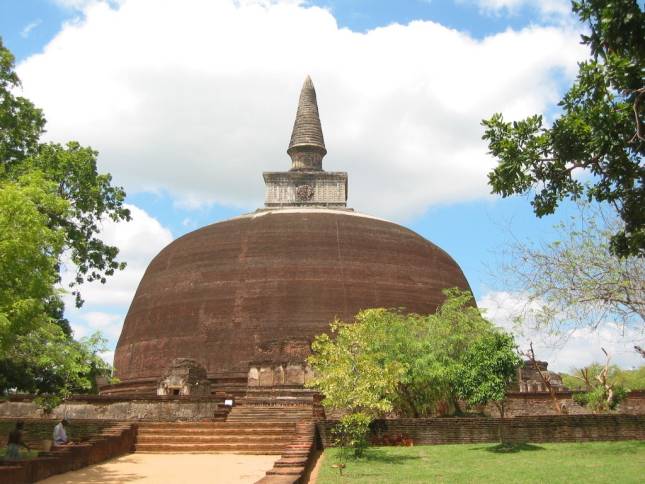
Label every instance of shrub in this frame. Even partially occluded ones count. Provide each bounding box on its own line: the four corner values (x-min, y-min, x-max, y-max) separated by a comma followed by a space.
331, 412, 372, 458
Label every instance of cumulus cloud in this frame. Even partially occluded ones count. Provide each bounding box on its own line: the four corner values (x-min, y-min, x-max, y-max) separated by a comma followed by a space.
62, 203, 173, 352
17, 0, 586, 220
62, 203, 173, 306
479, 291, 645, 371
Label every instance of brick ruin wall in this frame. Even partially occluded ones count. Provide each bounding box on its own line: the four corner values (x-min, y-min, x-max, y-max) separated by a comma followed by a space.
1, 391, 642, 421
0, 396, 223, 421
486, 391, 645, 417
0, 419, 136, 484
317, 414, 645, 447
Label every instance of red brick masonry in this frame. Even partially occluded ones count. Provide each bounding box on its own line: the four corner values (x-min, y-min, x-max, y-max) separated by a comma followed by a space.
0, 422, 136, 484
317, 414, 645, 447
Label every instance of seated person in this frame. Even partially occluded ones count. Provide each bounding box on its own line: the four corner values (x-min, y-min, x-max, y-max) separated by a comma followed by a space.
53, 419, 71, 446
5, 421, 30, 461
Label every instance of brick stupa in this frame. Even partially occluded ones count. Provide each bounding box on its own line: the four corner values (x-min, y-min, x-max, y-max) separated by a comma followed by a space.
107, 77, 472, 396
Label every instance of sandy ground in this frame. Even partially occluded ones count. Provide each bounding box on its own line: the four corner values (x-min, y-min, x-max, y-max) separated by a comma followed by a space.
38, 453, 278, 484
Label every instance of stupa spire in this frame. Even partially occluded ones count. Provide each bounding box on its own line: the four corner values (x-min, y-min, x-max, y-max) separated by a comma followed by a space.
287, 75, 327, 171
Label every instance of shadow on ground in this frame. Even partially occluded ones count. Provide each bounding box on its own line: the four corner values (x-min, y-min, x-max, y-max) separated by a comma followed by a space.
361, 448, 421, 464
477, 442, 546, 454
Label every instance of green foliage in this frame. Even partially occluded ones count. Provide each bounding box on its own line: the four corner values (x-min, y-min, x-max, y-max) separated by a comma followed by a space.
482, 0, 645, 257
456, 331, 522, 410
0, 38, 128, 401
562, 364, 645, 391
573, 385, 628, 412
331, 413, 372, 459
308, 289, 510, 417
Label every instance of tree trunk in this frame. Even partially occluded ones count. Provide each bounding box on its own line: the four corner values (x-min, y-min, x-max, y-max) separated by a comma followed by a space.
495, 401, 506, 444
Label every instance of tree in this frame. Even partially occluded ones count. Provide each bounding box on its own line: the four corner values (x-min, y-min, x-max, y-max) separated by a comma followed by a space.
498, 202, 644, 334
456, 331, 521, 442
482, 0, 644, 257
522, 342, 566, 414
0, 37, 129, 399
562, 362, 645, 390
570, 348, 628, 412
456, 331, 521, 418
307, 289, 499, 418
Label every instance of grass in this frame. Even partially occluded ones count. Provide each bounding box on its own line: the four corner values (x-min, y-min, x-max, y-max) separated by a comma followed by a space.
316, 441, 645, 483
0, 446, 40, 460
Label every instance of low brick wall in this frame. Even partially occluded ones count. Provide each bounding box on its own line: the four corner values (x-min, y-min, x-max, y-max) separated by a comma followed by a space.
317, 414, 645, 447
0, 421, 136, 484
0, 419, 115, 448
486, 391, 645, 417
0, 396, 223, 421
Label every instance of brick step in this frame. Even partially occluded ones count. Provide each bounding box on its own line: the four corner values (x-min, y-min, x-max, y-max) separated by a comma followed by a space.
274, 457, 308, 467
137, 422, 296, 429
134, 443, 286, 453
226, 413, 311, 422
266, 466, 305, 476
138, 428, 292, 436
137, 435, 292, 444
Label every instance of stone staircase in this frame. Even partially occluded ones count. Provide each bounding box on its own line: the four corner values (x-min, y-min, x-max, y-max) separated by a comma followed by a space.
134, 421, 296, 454
225, 405, 313, 424
134, 389, 317, 456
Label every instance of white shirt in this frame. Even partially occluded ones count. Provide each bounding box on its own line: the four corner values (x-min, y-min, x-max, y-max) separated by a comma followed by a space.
53, 422, 68, 444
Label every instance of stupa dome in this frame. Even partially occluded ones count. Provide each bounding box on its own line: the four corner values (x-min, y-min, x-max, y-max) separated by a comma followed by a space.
113, 209, 471, 383
111, 77, 472, 392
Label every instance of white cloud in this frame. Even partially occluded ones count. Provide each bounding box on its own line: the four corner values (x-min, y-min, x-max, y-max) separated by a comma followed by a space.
83, 311, 123, 338
62, 203, 173, 306
99, 350, 115, 365
20, 19, 42, 38
16, 0, 586, 220
61, 203, 173, 347
51, 0, 116, 10
479, 291, 645, 371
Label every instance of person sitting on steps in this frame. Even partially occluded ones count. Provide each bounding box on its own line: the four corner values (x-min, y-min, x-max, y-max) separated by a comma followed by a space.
53, 419, 71, 446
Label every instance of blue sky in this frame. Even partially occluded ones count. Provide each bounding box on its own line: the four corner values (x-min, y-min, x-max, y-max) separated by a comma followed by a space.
2, 0, 642, 370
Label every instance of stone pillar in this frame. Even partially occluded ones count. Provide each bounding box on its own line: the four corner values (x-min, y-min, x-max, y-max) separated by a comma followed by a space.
259, 366, 274, 386
274, 365, 285, 386
248, 367, 259, 387
285, 364, 305, 385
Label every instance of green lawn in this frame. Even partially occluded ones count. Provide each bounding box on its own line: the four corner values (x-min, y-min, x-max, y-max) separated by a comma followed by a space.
316, 441, 645, 484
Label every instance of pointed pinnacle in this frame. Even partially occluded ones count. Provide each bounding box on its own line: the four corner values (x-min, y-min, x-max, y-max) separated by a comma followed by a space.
288, 76, 326, 171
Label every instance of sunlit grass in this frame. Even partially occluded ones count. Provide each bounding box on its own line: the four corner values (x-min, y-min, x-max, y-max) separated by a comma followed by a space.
317, 441, 645, 483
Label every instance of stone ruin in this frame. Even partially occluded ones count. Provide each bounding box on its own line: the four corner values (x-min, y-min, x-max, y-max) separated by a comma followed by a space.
157, 358, 211, 396
247, 362, 315, 387
516, 360, 568, 393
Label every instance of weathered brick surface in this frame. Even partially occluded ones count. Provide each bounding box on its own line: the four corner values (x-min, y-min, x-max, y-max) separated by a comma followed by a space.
317, 414, 645, 448
0, 396, 226, 421
487, 391, 645, 416
255, 420, 318, 484
114, 210, 472, 385
0, 421, 136, 484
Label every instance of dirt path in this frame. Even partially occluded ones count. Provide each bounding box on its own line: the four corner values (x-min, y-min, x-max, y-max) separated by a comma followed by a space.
38, 453, 278, 483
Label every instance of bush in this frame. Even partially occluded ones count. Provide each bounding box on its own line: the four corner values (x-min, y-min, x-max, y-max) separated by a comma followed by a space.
331, 413, 372, 458
573, 385, 628, 412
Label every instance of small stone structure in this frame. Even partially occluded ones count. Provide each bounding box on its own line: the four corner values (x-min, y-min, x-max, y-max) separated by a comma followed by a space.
157, 358, 211, 396
515, 360, 567, 393
248, 362, 315, 387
